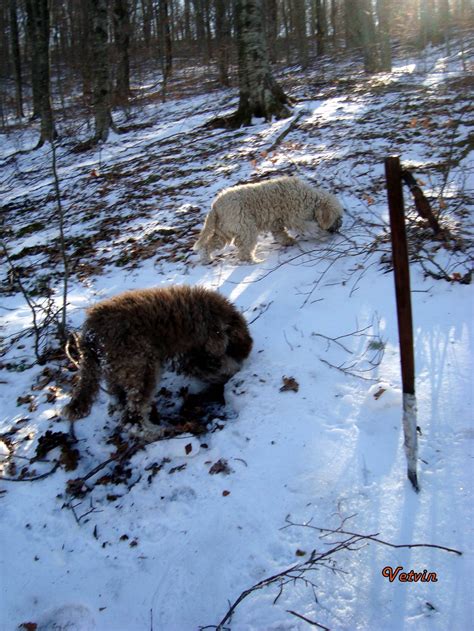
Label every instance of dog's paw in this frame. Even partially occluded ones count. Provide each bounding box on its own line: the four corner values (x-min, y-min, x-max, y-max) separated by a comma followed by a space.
237, 255, 259, 264
275, 234, 296, 247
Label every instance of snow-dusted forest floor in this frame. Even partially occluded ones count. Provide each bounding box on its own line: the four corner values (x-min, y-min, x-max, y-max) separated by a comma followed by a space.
1, 39, 473, 631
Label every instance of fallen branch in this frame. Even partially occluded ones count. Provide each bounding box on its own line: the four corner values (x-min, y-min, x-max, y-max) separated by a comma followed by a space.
267, 111, 304, 153
65, 440, 144, 497
1, 462, 60, 482
283, 517, 463, 556
287, 609, 330, 630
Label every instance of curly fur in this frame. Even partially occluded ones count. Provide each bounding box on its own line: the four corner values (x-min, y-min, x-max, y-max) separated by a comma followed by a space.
62, 286, 252, 438
194, 176, 343, 263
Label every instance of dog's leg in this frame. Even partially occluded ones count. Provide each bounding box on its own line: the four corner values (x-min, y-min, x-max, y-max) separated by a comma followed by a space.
270, 219, 295, 246
62, 345, 101, 421
110, 355, 164, 439
201, 234, 227, 263
271, 227, 296, 246
235, 235, 258, 263
105, 377, 127, 417
125, 368, 158, 420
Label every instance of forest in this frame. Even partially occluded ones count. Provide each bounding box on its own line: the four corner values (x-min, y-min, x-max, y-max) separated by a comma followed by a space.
1, 1, 473, 630
1, 0, 471, 142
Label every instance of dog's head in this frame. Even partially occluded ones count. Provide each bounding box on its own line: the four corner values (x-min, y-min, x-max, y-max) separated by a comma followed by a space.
327, 215, 343, 233
313, 192, 344, 232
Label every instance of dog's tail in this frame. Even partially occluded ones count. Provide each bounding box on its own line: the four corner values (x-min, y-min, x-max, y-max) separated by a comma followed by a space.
62, 326, 102, 421
64, 331, 82, 369
193, 208, 218, 252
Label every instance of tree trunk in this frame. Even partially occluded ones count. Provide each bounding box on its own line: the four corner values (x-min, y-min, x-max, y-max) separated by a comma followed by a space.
26, 0, 56, 145
203, 0, 213, 63
233, 0, 291, 126
263, 0, 278, 63
215, 0, 231, 86
377, 0, 391, 71
309, 0, 317, 38
345, 0, 379, 72
141, 0, 152, 48
89, 0, 113, 142
113, 0, 131, 104
9, 0, 24, 118
437, 0, 451, 50
193, 0, 208, 62
316, 0, 328, 56
25, 0, 41, 118
280, 0, 291, 63
344, 0, 357, 48
419, 0, 437, 47
293, 0, 308, 68
80, 0, 92, 102
183, 0, 192, 42
158, 0, 173, 88
359, 0, 379, 73
330, 0, 338, 46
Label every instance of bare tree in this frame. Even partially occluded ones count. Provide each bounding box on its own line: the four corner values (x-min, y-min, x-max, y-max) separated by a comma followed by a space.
24, 0, 41, 119
9, 0, 24, 118
377, 0, 392, 71
263, 0, 278, 63
193, 0, 209, 62
113, 0, 131, 105
315, 0, 328, 56
183, 0, 192, 43
233, 0, 291, 126
437, 0, 451, 50
26, 0, 56, 145
293, 0, 309, 67
330, 0, 338, 46
79, 0, 93, 102
215, 0, 231, 86
419, 0, 437, 47
344, 0, 357, 48
89, 0, 114, 143
141, 0, 153, 49
157, 0, 173, 101
345, 0, 379, 73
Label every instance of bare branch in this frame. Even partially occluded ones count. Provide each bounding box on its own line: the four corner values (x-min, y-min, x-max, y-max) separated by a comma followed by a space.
287, 609, 330, 630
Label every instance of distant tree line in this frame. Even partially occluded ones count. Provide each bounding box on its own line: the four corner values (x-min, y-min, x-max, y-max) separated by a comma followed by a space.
1, 0, 472, 144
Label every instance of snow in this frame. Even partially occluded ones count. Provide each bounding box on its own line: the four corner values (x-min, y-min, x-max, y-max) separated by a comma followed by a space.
1, 41, 473, 631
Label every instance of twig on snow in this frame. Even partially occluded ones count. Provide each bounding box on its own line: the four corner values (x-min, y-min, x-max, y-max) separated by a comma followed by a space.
282, 516, 463, 556
206, 515, 461, 630
1, 462, 60, 482
287, 609, 330, 630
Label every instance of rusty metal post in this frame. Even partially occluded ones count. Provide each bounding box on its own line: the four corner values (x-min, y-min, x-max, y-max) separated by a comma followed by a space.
385, 156, 419, 492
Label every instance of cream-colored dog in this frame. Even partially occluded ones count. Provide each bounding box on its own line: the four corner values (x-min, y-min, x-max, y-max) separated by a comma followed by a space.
194, 176, 343, 263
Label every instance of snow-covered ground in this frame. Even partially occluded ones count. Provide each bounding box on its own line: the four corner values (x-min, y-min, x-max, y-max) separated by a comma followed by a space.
1, 41, 473, 630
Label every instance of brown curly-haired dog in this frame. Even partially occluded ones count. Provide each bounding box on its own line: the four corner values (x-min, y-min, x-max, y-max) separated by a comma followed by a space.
62, 286, 252, 438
